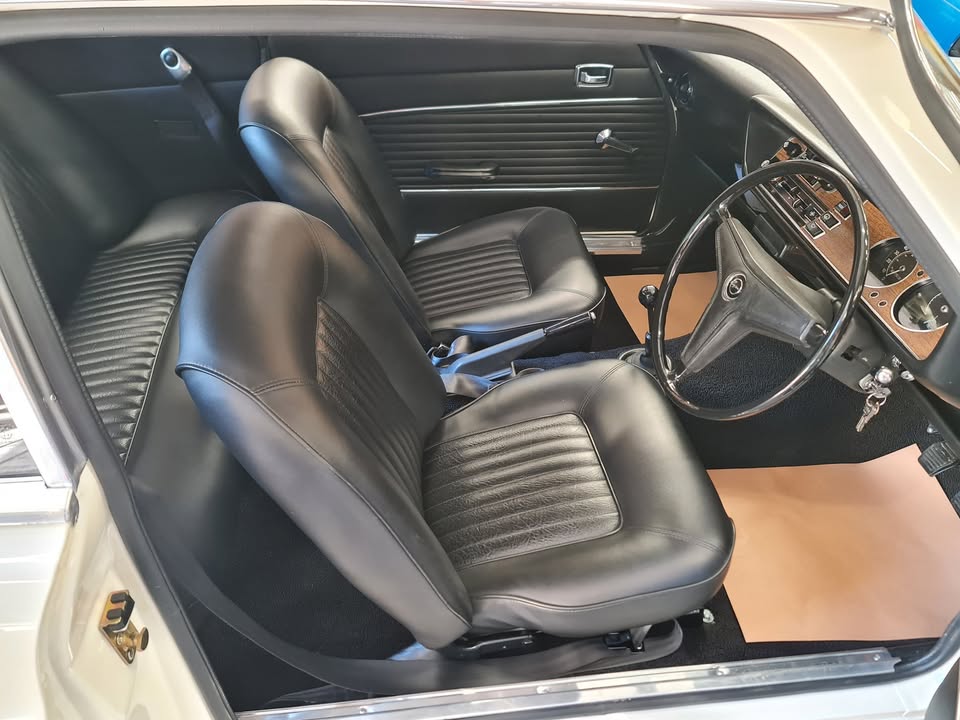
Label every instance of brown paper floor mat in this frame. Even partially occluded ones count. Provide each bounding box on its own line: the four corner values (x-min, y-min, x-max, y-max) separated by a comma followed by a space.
605, 272, 716, 340
709, 446, 960, 642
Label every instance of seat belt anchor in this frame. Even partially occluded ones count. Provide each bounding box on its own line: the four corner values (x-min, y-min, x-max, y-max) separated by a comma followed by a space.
160, 47, 193, 82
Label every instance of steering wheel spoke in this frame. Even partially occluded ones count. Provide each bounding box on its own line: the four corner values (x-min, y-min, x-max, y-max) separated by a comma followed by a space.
681, 216, 834, 374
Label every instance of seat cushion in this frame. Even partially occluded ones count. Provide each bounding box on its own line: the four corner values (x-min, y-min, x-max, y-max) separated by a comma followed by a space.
425, 359, 734, 637
403, 207, 606, 346
64, 191, 252, 459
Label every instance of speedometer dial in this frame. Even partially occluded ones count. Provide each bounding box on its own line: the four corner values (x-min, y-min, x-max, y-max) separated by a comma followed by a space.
894, 281, 954, 332
866, 238, 918, 287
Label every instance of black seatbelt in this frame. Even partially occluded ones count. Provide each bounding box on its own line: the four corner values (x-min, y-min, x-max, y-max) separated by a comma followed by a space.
140, 499, 682, 696
159, 47, 268, 197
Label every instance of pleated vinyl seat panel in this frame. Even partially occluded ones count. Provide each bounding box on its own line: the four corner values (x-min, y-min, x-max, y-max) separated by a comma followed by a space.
403, 237, 532, 320
63, 238, 199, 458
364, 99, 668, 188
314, 300, 424, 502
422, 413, 621, 569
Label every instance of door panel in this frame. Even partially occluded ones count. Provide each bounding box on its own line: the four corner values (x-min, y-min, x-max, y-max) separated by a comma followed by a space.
271, 36, 671, 233
0, 35, 672, 233
0, 37, 261, 201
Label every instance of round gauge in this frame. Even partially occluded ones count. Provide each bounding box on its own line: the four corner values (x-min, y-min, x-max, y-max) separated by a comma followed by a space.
894, 281, 954, 332
866, 238, 918, 287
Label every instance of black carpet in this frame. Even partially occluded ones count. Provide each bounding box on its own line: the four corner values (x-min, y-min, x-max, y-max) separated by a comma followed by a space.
516, 334, 932, 469
182, 475, 413, 710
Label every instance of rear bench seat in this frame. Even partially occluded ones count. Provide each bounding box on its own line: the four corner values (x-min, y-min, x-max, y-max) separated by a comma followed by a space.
0, 60, 251, 459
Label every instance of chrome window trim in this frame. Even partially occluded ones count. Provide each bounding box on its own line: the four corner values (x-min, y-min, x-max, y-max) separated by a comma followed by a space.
0, 0, 895, 29
360, 96, 647, 118
401, 185, 656, 194
238, 649, 898, 720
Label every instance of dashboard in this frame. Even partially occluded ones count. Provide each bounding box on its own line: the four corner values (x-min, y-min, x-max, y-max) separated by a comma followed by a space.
653, 47, 960, 406
744, 107, 953, 363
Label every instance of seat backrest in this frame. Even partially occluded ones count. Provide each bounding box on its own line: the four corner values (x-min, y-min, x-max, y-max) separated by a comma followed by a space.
0, 61, 143, 315
238, 57, 432, 345
176, 201, 473, 648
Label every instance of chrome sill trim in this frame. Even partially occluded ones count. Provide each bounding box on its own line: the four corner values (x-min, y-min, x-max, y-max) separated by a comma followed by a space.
360, 96, 646, 119
401, 185, 656, 194
582, 231, 645, 253
239, 648, 897, 720
0, 0, 895, 29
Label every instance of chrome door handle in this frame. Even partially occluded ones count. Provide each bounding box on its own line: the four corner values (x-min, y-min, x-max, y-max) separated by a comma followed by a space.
575, 64, 613, 88
595, 128, 638, 156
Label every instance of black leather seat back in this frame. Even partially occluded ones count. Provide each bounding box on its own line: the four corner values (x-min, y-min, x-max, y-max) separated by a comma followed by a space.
239, 58, 432, 344
177, 202, 472, 648
0, 61, 143, 315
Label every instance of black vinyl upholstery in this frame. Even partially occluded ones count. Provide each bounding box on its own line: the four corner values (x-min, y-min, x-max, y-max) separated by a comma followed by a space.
405, 207, 605, 344
0, 59, 251, 459
177, 202, 734, 648
238, 57, 605, 347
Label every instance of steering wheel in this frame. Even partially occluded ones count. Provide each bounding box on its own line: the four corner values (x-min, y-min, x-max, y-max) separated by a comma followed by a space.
651, 159, 869, 420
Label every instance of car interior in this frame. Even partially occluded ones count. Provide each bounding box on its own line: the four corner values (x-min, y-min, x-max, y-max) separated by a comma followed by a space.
1, 31, 960, 713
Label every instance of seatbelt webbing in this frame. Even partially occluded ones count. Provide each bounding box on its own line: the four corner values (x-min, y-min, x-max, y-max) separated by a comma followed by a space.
160, 47, 267, 197
142, 501, 678, 696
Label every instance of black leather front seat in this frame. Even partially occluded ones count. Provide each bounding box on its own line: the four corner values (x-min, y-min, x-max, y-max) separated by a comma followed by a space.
238, 57, 605, 348
177, 202, 734, 649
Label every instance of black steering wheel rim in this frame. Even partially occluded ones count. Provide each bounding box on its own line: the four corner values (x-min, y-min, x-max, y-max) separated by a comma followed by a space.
651, 159, 870, 421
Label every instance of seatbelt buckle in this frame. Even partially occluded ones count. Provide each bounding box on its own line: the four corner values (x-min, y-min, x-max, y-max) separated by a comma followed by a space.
427, 344, 452, 365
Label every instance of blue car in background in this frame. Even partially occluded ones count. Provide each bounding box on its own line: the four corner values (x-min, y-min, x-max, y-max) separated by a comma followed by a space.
915, 0, 960, 55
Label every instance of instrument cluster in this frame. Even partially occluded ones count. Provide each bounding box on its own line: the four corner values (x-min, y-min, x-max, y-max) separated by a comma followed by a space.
758, 136, 950, 358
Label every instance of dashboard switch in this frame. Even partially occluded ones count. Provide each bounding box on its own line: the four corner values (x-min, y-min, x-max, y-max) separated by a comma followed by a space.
803, 205, 821, 220
821, 211, 839, 229
784, 140, 804, 158
805, 221, 825, 238
835, 201, 851, 219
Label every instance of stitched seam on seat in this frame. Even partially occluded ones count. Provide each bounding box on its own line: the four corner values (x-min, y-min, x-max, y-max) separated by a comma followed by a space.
176, 361, 472, 630
429, 411, 625, 570
253, 377, 318, 394
434, 495, 617, 545
424, 412, 622, 569
578, 361, 629, 416
426, 410, 589, 452
422, 468, 605, 518
407, 236, 532, 319
471, 537, 734, 613
575, 409, 624, 534
295, 209, 330, 296
80, 237, 199, 461
125, 290, 185, 462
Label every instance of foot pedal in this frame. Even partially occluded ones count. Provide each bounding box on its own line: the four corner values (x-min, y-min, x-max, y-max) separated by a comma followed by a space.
918, 441, 960, 476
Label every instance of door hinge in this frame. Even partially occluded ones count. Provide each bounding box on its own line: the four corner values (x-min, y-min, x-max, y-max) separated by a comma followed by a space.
100, 590, 149, 664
